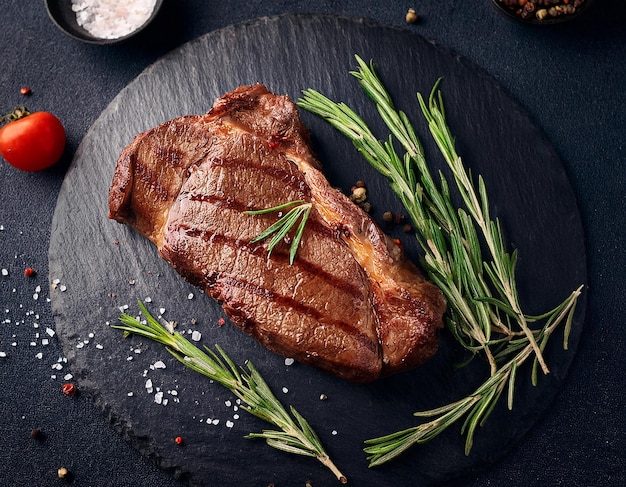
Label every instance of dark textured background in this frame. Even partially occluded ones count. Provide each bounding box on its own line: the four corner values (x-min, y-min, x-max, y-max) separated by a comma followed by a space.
0, 1, 624, 486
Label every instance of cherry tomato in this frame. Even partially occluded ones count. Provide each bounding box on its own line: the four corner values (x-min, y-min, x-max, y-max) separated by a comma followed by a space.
0, 109, 66, 171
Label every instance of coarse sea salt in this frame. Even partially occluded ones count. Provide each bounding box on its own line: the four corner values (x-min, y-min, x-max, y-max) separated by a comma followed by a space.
71, 0, 157, 40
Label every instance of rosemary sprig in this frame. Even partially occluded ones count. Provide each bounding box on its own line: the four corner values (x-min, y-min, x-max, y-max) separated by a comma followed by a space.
363, 287, 580, 465
298, 55, 583, 465
113, 301, 346, 484
246, 200, 312, 264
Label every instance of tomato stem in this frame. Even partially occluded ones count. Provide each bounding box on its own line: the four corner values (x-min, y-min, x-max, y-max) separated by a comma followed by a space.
0, 106, 31, 125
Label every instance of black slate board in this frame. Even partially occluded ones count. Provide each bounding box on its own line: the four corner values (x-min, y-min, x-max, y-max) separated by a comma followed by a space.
48, 15, 587, 487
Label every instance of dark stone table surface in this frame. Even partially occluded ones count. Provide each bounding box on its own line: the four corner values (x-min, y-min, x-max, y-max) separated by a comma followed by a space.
1, 1, 624, 486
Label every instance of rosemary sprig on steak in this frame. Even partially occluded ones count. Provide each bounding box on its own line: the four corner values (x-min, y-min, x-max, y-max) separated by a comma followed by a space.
246, 200, 312, 264
298, 55, 582, 465
113, 301, 347, 483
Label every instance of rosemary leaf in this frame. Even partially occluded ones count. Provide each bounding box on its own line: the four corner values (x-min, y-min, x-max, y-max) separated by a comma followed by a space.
113, 302, 346, 484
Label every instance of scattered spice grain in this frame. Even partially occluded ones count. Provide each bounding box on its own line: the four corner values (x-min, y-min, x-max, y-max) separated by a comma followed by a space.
61, 382, 77, 396
30, 428, 44, 440
57, 467, 70, 479
405, 8, 419, 24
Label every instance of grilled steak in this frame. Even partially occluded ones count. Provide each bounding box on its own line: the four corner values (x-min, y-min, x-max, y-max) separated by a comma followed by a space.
108, 84, 446, 383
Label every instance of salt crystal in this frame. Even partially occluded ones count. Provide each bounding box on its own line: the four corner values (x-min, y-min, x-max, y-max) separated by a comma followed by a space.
282, 387, 289, 394
284, 358, 295, 366
191, 330, 201, 342
226, 420, 234, 428
59, 285, 67, 292
64, 373, 73, 380
95, 344, 103, 350
0, 351, 6, 358
159, 307, 166, 315
187, 293, 194, 300
35, 352, 43, 359
154, 391, 163, 404
145, 379, 153, 393
127, 392, 134, 397
153, 360, 166, 369
1, 269, 8, 276
46, 327, 55, 337
225, 400, 231, 407
71, 0, 158, 40
332, 430, 338, 435
42, 339, 49, 346
145, 297, 152, 303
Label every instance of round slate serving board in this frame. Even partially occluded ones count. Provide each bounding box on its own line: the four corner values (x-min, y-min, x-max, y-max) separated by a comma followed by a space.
48, 14, 587, 487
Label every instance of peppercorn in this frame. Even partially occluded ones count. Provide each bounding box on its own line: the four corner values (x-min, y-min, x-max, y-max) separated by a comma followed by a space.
382, 211, 394, 222
405, 8, 419, 24
175, 436, 183, 445
20, 86, 31, 96
350, 186, 367, 204
403, 223, 413, 233
24, 267, 36, 277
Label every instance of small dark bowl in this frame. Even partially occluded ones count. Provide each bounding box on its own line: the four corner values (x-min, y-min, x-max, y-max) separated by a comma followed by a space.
45, 0, 164, 45
491, 0, 594, 25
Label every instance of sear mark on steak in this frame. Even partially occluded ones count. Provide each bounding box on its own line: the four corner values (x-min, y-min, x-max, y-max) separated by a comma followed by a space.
108, 84, 446, 383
